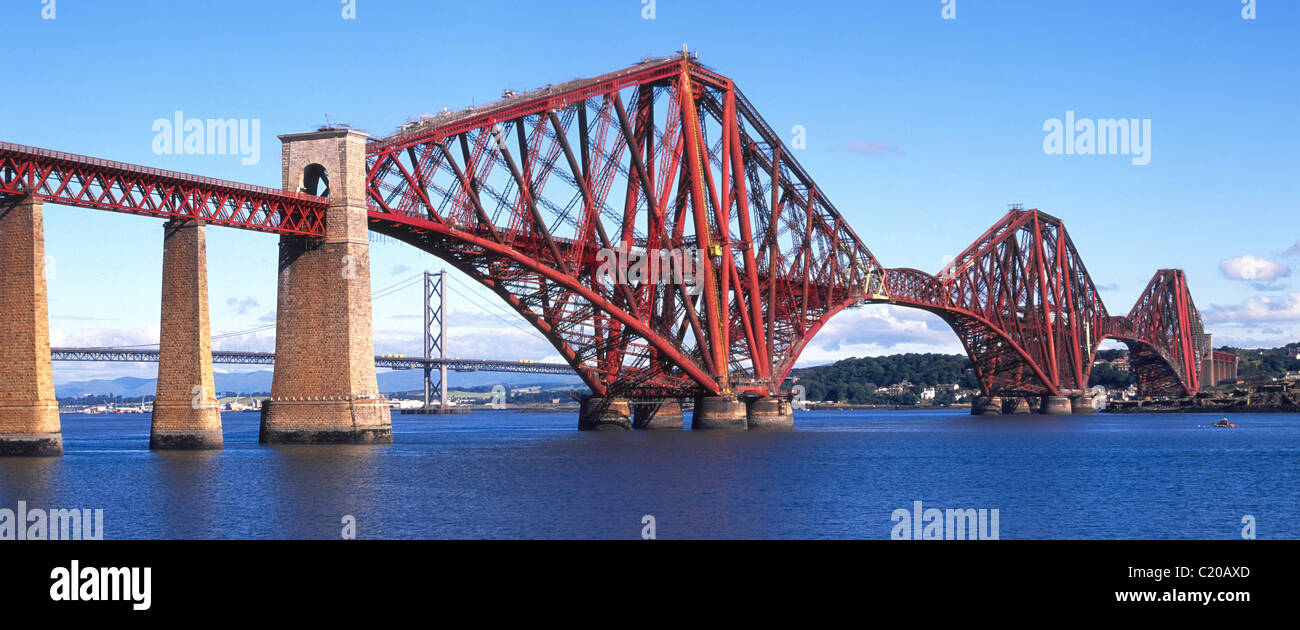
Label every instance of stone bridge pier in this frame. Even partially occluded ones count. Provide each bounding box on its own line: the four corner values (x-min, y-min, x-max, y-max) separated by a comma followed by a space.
150, 219, 223, 449
746, 396, 794, 430
259, 129, 392, 444
0, 195, 61, 456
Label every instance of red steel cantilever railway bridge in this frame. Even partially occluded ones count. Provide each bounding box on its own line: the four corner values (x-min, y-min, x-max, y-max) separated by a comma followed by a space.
0, 55, 1209, 409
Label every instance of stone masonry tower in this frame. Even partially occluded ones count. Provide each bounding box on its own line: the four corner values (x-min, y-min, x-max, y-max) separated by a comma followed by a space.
150, 218, 223, 449
259, 129, 392, 444
0, 195, 62, 456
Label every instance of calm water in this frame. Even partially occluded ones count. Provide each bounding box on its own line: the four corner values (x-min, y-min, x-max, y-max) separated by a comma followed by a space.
1, 410, 1296, 539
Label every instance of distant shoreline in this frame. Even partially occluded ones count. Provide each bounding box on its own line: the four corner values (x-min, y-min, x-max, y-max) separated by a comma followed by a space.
1103, 405, 1300, 414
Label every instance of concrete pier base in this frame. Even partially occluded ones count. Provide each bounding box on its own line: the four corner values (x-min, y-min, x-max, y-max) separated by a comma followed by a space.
150, 429, 225, 450
260, 130, 392, 445
1004, 397, 1032, 415
578, 397, 633, 431
1040, 395, 1072, 415
0, 433, 62, 457
632, 400, 684, 430
259, 399, 393, 443
0, 195, 62, 457
150, 219, 223, 450
971, 395, 1003, 416
691, 395, 748, 430
746, 396, 794, 430
1071, 395, 1096, 415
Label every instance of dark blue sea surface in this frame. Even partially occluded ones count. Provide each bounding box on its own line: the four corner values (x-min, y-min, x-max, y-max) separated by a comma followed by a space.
1, 410, 1296, 539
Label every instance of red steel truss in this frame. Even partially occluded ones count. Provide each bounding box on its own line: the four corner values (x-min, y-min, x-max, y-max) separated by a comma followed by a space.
1105, 269, 1206, 396
872, 209, 1207, 397
1, 58, 1208, 400
366, 57, 1206, 399
0, 142, 326, 236
366, 56, 881, 398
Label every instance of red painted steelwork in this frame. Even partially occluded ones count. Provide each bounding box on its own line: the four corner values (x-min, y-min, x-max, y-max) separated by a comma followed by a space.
2, 58, 1208, 401
0, 142, 326, 236
872, 210, 1206, 397
367, 56, 881, 398
366, 58, 1206, 399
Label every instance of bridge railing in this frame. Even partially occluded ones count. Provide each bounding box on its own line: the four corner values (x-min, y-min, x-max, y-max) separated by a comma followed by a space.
0, 142, 323, 200
0, 141, 328, 236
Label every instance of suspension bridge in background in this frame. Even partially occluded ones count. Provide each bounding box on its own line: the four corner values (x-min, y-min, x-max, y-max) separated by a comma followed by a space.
48, 347, 573, 373
48, 268, 576, 412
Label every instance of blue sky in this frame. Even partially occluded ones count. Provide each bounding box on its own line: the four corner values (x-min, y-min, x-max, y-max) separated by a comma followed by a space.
1, 0, 1296, 383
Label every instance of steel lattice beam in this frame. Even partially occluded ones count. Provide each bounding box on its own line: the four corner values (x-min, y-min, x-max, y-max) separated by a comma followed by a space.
8, 57, 1207, 401
365, 56, 881, 399
0, 142, 326, 236
872, 209, 1205, 397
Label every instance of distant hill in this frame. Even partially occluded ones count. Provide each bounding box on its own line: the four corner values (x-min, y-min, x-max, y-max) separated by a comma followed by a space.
790, 344, 1300, 404
790, 353, 978, 403
54, 368, 582, 398
56, 376, 158, 398
1221, 342, 1300, 381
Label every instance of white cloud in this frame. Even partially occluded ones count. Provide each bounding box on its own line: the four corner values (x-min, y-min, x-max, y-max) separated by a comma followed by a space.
373, 324, 561, 362
50, 326, 160, 348
1209, 331, 1300, 349
1219, 255, 1290, 288
1203, 293, 1300, 325
226, 296, 259, 315
796, 305, 964, 366
212, 330, 275, 353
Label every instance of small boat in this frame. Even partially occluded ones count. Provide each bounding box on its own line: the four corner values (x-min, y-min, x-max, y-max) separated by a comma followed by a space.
1213, 418, 1235, 428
